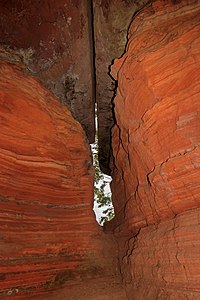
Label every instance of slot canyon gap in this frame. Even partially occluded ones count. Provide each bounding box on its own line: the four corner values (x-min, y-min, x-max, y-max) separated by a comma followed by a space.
0, 0, 200, 299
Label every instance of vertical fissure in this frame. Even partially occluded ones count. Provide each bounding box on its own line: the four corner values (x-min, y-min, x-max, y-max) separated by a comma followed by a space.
88, 1, 115, 225
91, 104, 114, 225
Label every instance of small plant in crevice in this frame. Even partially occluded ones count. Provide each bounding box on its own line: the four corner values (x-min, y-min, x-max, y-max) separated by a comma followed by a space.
92, 134, 114, 225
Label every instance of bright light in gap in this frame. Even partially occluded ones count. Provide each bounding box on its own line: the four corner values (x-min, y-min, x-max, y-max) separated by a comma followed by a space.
91, 105, 114, 225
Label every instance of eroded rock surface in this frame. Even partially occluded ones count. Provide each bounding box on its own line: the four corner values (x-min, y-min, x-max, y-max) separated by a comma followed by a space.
110, 0, 200, 298
93, 0, 150, 174
0, 0, 200, 299
0, 61, 122, 299
0, 0, 95, 142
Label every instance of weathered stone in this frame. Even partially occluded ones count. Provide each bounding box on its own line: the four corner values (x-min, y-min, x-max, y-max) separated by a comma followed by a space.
0, 0, 200, 299
125, 209, 200, 299
93, 0, 150, 174
0, 0, 95, 143
110, 0, 200, 298
0, 60, 124, 299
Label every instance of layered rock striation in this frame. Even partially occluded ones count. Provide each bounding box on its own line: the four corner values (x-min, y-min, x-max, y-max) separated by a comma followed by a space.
0, 0, 95, 142
0, 0, 200, 299
0, 60, 122, 299
110, 0, 200, 298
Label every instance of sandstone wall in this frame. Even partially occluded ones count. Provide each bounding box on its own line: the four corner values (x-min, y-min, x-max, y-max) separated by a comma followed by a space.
0, 61, 121, 299
110, 0, 200, 298
93, 0, 150, 174
0, 0, 95, 142
0, 0, 200, 299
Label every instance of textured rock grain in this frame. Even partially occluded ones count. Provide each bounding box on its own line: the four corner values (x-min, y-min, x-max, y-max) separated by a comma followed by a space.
125, 209, 200, 299
110, 0, 200, 298
0, 61, 121, 299
93, 0, 150, 174
0, 0, 95, 142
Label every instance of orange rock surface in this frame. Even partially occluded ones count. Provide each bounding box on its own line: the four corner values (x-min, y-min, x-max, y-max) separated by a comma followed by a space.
110, 0, 200, 298
0, 60, 122, 299
125, 209, 200, 299
0, 0, 95, 143
1, 0, 200, 299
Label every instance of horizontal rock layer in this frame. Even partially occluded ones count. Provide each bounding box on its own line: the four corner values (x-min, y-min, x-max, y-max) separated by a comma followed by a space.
110, 0, 200, 298
125, 209, 200, 299
111, 0, 200, 229
0, 61, 118, 299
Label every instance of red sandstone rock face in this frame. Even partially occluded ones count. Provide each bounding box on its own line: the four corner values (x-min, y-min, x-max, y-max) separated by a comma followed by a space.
0, 60, 120, 299
110, 0, 200, 298
123, 209, 200, 299
1, 1, 200, 298
0, 0, 95, 142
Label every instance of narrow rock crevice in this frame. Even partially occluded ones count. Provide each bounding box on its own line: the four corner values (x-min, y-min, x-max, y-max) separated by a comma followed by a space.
0, 0, 200, 299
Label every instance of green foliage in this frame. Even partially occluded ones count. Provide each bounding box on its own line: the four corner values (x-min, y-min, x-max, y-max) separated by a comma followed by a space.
92, 137, 114, 225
